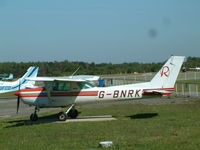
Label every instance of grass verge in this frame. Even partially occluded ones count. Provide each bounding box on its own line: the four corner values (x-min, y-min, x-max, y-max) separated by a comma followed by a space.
0, 91, 15, 97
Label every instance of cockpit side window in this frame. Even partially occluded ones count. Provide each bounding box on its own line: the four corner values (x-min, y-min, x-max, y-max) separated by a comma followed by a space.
50, 81, 96, 91
53, 82, 71, 91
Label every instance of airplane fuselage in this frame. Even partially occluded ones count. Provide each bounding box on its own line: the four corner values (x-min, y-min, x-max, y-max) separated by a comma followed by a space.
18, 86, 144, 108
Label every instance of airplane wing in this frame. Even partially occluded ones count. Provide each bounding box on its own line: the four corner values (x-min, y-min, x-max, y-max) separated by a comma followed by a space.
26, 75, 100, 82
26, 77, 55, 82
69, 75, 100, 81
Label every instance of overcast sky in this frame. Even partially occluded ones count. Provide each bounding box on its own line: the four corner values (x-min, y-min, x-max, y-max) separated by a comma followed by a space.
0, 0, 200, 63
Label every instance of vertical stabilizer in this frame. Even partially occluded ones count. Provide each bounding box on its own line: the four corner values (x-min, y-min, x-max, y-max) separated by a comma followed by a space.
15, 66, 39, 89
150, 56, 185, 88
0, 66, 39, 94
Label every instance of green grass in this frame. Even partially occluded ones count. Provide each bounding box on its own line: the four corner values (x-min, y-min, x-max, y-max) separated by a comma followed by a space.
0, 91, 16, 97
1, 100, 200, 150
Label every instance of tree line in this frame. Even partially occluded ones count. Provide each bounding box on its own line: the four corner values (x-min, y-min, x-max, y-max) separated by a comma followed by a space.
0, 57, 199, 78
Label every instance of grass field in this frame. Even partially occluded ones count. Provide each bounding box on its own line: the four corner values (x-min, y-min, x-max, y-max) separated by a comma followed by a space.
0, 91, 15, 97
1, 99, 200, 150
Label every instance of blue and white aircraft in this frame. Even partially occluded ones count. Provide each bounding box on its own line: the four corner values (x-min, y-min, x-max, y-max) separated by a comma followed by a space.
2, 73, 14, 81
0, 66, 39, 94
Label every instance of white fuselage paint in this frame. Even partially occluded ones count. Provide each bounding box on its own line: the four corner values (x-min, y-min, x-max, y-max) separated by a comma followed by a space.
19, 86, 143, 108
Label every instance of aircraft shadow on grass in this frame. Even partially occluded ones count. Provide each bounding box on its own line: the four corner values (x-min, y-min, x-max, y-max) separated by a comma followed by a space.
5, 114, 60, 128
127, 113, 159, 119
5, 112, 158, 128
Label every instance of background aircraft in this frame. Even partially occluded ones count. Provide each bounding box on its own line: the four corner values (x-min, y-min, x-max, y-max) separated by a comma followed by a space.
1, 73, 14, 81
15, 56, 185, 121
0, 66, 39, 94
189, 67, 200, 71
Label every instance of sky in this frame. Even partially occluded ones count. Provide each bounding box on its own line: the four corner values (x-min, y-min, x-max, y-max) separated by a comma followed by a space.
0, 0, 200, 63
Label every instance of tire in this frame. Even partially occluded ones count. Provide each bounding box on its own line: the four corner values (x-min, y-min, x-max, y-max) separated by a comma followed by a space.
68, 109, 78, 119
57, 111, 64, 117
30, 113, 38, 121
58, 112, 67, 121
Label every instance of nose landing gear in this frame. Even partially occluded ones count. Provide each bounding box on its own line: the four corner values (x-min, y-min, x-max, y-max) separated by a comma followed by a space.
30, 107, 39, 121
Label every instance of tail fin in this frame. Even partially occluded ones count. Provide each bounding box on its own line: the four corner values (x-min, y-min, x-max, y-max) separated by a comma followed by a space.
150, 56, 185, 88
20, 66, 39, 80
17, 66, 39, 89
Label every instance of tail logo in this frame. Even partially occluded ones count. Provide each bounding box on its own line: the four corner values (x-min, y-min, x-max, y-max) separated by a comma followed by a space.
161, 66, 170, 77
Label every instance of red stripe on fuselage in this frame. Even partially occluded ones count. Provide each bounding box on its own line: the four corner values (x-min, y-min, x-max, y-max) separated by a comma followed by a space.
19, 89, 98, 98
19, 88, 46, 92
143, 88, 174, 91
143, 88, 174, 96
143, 92, 173, 96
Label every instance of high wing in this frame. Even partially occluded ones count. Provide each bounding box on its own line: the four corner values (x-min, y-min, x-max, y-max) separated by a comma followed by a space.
26, 75, 100, 82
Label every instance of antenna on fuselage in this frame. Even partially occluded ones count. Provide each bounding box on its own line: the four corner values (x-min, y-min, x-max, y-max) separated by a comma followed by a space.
71, 67, 80, 77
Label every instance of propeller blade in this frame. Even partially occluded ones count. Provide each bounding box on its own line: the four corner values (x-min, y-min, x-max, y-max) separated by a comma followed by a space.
17, 95, 20, 114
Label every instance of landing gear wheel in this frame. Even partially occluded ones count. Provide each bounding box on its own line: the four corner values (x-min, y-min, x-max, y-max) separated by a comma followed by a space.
58, 111, 64, 117
58, 112, 67, 121
68, 109, 78, 119
30, 113, 38, 121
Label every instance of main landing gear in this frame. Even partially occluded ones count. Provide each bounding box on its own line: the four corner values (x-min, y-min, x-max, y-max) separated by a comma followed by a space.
29, 104, 79, 121
58, 104, 79, 121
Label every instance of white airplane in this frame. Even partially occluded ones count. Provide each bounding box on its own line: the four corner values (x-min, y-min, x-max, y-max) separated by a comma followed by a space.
0, 66, 39, 94
15, 56, 185, 121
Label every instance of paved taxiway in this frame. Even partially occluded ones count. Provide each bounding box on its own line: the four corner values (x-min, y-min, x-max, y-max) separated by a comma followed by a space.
0, 97, 58, 120
0, 97, 190, 120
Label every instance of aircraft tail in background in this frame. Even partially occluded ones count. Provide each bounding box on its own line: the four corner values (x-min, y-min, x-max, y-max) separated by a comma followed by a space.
0, 66, 39, 94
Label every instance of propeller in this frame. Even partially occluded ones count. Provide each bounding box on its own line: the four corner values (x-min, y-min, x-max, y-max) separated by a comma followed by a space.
16, 79, 21, 114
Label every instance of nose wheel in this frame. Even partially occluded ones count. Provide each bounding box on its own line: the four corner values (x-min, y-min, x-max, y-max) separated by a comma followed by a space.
30, 113, 38, 121
30, 107, 39, 121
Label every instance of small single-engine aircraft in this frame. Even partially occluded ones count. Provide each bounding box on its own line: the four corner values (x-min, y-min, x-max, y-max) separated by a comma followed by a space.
15, 56, 185, 121
0, 66, 39, 94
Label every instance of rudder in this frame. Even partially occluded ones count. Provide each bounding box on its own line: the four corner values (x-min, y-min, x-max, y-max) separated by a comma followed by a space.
150, 56, 185, 88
